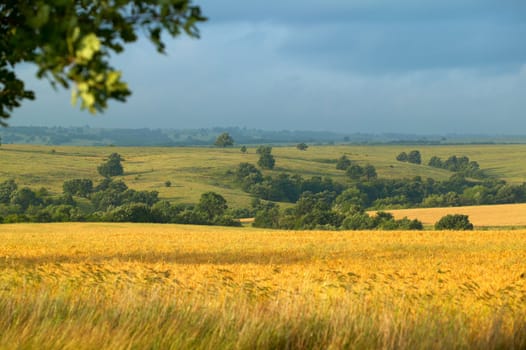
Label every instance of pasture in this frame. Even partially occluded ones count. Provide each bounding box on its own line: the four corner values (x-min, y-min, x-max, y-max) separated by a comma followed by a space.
1, 143, 526, 209
1, 223, 525, 349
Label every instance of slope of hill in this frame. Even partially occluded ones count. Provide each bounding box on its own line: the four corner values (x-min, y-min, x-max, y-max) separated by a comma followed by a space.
1, 144, 525, 209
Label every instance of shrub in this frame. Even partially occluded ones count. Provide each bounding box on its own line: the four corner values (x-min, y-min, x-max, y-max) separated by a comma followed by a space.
435, 214, 473, 230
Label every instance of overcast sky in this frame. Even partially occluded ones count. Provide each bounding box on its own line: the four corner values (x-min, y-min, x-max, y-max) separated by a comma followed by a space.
11, 0, 526, 134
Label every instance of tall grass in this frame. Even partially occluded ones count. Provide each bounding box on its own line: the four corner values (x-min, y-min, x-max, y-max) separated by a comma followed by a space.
1, 223, 526, 349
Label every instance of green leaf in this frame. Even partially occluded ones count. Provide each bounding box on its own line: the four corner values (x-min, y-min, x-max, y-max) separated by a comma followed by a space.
76, 34, 101, 63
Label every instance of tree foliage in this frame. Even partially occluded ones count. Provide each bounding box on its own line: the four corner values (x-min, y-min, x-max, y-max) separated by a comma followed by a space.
0, 1, 206, 124
257, 146, 275, 169
396, 150, 421, 164
407, 150, 422, 164
63, 178, 93, 198
336, 155, 351, 170
197, 192, 228, 221
435, 214, 474, 230
97, 153, 124, 177
214, 132, 234, 147
296, 143, 308, 151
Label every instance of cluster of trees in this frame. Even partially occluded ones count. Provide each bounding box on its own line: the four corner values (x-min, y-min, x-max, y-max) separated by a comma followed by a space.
233, 163, 344, 202
251, 191, 423, 230
428, 155, 486, 179
233, 160, 526, 210
396, 150, 422, 164
0, 177, 240, 226
0, 153, 240, 226
335, 155, 377, 181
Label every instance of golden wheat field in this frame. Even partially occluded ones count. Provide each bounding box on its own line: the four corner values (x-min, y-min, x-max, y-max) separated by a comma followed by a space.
387, 203, 526, 227
1, 223, 525, 349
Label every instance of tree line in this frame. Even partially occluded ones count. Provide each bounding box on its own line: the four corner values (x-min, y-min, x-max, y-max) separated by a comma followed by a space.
0, 153, 240, 226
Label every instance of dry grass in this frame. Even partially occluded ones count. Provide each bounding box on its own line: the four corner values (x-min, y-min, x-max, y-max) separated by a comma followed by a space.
1, 223, 526, 349
386, 203, 526, 227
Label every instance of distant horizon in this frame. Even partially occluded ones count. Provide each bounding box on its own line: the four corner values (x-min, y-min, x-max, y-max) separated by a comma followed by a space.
0, 125, 526, 138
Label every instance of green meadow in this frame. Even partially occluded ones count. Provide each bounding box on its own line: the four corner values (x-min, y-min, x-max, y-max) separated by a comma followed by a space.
1, 143, 525, 209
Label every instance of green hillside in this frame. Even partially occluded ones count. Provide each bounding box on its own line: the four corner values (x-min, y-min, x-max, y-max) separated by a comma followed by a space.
1, 144, 525, 209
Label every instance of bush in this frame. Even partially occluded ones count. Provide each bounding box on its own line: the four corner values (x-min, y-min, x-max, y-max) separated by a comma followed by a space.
435, 214, 473, 230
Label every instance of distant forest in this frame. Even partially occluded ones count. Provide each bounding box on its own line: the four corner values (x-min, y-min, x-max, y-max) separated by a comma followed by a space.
2, 126, 526, 146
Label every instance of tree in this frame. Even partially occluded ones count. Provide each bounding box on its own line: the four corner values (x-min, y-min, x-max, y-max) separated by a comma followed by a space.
10, 187, 41, 210
214, 132, 234, 147
258, 153, 275, 170
346, 164, 364, 180
1, 1, 206, 125
235, 163, 262, 182
435, 214, 474, 230
240, 145, 247, 153
0, 179, 17, 203
363, 164, 377, 181
336, 155, 351, 170
428, 156, 443, 168
197, 192, 228, 221
256, 145, 272, 155
63, 179, 93, 198
407, 150, 422, 164
396, 152, 408, 162
97, 153, 124, 177
296, 143, 308, 151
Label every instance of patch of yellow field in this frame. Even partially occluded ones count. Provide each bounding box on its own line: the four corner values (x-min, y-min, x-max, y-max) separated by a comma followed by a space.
0, 223, 525, 348
386, 203, 526, 227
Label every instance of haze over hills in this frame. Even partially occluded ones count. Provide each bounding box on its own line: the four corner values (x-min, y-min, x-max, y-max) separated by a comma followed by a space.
2, 126, 526, 147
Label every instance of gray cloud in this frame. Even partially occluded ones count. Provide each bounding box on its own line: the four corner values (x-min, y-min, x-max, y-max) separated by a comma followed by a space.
10, 1, 526, 134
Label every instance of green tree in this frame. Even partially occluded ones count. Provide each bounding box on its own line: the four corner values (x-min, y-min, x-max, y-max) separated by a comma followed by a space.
214, 132, 234, 147
407, 150, 422, 164
428, 156, 443, 168
258, 152, 275, 170
197, 191, 228, 221
240, 145, 247, 153
1, 1, 206, 124
97, 153, 124, 177
63, 178, 93, 198
10, 187, 41, 210
0, 179, 17, 203
396, 152, 408, 162
336, 155, 351, 170
296, 143, 308, 151
256, 145, 272, 155
346, 164, 364, 180
106, 203, 153, 223
435, 214, 474, 230
363, 164, 377, 181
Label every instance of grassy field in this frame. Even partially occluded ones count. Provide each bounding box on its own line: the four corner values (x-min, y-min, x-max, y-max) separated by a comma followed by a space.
1, 143, 526, 208
1, 223, 525, 349
387, 203, 526, 228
